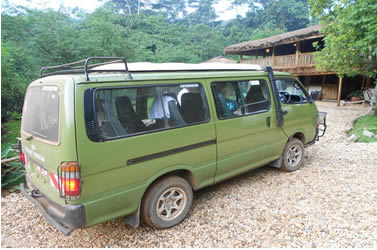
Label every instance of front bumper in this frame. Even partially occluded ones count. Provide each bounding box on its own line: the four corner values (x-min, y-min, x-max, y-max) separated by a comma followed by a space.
306, 112, 327, 147
20, 183, 86, 236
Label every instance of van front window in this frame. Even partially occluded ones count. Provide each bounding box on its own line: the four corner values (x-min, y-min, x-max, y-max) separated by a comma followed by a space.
22, 85, 60, 143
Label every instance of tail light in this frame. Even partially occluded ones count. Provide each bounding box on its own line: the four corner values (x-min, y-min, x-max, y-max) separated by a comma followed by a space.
20, 152, 26, 165
18, 138, 26, 165
57, 162, 81, 200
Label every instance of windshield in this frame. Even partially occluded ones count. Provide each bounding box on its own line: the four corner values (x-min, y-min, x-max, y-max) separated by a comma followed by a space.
22, 85, 60, 143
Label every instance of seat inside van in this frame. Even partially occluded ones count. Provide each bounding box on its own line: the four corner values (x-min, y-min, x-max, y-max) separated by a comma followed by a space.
150, 93, 186, 127
245, 84, 269, 113
115, 96, 146, 134
96, 97, 126, 137
180, 93, 205, 123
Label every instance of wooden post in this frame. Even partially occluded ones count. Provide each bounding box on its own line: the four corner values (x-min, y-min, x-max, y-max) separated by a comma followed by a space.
321, 75, 326, 100
304, 75, 311, 90
240, 55, 243, 63
361, 76, 365, 90
337, 77, 343, 106
366, 77, 371, 89
295, 41, 301, 65
272, 46, 275, 67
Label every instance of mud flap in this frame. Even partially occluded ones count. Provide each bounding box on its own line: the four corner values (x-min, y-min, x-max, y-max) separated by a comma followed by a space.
268, 156, 282, 168
124, 204, 140, 228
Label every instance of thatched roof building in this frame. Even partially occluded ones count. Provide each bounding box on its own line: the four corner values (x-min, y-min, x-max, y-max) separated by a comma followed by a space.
224, 25, 323, 55
223, 25, 374, 106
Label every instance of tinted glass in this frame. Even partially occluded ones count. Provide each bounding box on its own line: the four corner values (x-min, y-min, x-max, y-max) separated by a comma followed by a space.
276, 78, 308, 104
94, 83, 209, 139
212, 80, 271, 119
22, 86, 60, 143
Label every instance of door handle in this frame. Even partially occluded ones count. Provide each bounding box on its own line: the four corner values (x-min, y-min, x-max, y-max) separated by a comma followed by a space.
266, 117, 271, 128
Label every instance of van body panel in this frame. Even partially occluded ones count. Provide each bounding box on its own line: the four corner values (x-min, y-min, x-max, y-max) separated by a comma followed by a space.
74, 80, 217, 225
208, 76, 288, 182
21, 76, 77, 206
281, 102, 318, 143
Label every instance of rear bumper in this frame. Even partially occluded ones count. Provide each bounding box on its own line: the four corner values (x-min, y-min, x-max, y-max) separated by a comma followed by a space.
20, 182, 86, 236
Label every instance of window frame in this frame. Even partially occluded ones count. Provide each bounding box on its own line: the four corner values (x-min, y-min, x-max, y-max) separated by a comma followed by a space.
89, 82, 211, 142
275, 77, 311, 105
211, 79, 272, 120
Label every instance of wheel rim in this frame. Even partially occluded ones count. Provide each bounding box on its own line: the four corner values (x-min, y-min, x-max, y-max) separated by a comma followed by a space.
156, 187, 187, 221
286, 144, 302, 167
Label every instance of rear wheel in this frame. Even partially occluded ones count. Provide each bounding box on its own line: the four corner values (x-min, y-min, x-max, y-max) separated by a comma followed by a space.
141, 176, 193, 229
280, 138, 305, 172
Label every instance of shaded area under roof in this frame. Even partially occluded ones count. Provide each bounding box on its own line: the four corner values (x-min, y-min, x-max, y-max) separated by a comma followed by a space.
224, 25, 323, 55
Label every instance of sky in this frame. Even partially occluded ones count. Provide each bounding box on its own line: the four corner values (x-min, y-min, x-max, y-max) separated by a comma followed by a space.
4, 0, 249, 20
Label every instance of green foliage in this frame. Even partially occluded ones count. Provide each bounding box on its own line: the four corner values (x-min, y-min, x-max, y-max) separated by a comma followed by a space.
1, 160, 25, 189
347, 90, 364, 99
1, 0, 312, 124
1, 41, 32, 122
1, 119, 25, 189
348, 115, 377, 143
309, 0, 377, 78
1, 120, 21, 153
242, 0, 310, 31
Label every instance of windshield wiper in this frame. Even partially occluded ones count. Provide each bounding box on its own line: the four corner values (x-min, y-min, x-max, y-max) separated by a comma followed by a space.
31, 130, 48, 140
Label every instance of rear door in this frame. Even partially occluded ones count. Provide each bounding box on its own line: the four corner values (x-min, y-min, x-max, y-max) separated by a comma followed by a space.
211, 77, 287, 183
21, 76, 77, 205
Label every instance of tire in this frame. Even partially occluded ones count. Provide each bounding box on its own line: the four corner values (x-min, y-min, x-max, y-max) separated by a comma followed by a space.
280, 138, 305, 172
141, 176, 193, 229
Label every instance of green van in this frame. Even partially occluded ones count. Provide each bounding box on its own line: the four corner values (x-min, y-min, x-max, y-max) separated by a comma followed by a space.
20, 57, 326, 235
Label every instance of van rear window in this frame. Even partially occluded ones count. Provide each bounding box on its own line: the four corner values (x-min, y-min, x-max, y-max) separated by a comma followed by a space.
22, 86, 60, 143
93, 83, 209, 140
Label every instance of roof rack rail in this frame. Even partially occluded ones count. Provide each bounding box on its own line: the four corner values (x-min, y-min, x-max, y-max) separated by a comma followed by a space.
40, 57, 133, 80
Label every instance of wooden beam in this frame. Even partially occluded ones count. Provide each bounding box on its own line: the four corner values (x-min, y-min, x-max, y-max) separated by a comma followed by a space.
292, 72, 336, 76
272, 47, 275, 67
337, 77, 343, 106
295, 41, 301, 65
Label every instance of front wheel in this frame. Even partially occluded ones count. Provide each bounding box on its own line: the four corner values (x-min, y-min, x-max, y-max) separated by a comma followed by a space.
141, 176, 193, 229
280, 138, 305, 172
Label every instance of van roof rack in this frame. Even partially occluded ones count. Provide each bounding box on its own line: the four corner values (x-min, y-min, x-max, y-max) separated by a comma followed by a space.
40, 57, 133, 80
94, 62, 262, 72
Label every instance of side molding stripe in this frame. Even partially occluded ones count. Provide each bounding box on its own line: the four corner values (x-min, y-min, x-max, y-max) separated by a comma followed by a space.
127, 139, 217, 166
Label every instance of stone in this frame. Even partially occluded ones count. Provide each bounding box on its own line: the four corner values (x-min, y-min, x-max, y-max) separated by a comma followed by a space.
362, 130, 375, 137
346, 134, 357, 142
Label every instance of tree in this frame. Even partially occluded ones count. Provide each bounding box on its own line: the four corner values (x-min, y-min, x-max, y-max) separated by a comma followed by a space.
110, 0, 151, 15
150, 0, 187, 23
241, 0, 310, 31
187, 0, 218, 27
309, 0, 377, 115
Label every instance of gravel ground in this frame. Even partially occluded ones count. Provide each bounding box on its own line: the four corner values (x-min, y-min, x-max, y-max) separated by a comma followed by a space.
2, 101, 377, 247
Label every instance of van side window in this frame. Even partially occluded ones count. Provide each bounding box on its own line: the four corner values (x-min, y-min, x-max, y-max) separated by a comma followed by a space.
275, 78, 308, 104
94, 83, 209, 140
212, 80, 271, 119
